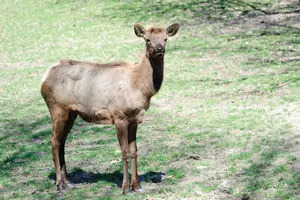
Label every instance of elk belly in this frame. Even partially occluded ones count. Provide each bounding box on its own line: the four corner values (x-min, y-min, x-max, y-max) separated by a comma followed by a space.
93, 109, 114, 124
76, 108, 114, 124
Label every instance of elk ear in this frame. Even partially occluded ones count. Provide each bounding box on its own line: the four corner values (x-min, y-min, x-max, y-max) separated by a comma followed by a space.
166, 23, 179, 37
134, 24, 146, 37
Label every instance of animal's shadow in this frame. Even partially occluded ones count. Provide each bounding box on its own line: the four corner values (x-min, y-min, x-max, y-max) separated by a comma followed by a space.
48, 168, 165, 187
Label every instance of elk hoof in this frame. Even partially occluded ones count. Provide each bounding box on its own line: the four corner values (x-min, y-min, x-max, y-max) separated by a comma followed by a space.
57, 182, 73, 192
122, 188, 131, 194
122, 184, 130, 194
131, 182, 141, 192
56, 183, 67, 192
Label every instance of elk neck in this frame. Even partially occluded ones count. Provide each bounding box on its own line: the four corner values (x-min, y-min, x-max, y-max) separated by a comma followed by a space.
132, 54, 164, 97
148, 54, 164, 92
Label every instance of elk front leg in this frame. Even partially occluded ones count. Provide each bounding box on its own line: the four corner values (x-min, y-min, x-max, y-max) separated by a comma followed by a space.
128, 122, 140, 192
115, 120, 130, 194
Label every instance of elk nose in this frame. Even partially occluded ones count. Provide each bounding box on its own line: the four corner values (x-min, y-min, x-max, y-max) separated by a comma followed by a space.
156, 45, 164, 53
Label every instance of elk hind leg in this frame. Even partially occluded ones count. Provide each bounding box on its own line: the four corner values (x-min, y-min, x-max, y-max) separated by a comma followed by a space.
50, 107, 75, 191
59, 111, 77, 187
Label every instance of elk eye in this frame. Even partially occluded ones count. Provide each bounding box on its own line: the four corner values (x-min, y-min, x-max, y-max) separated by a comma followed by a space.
164, 38, 167, 42
146, 39, 150, 43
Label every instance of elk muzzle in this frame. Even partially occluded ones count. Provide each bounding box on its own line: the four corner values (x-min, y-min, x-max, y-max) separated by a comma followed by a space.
155, 44, 165, 56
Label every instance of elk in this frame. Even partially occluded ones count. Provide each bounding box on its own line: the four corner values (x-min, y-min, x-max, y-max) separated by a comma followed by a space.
41, 23, 179, 193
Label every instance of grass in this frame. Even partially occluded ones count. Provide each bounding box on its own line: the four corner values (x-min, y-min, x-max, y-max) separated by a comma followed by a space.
1, 0, 300, 199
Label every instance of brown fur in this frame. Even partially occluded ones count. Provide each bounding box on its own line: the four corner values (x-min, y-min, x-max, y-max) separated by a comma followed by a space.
149, 27, 164, 34
41, 23, 179, 193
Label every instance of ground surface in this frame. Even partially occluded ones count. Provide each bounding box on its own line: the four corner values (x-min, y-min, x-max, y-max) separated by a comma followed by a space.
0, 0, 300, 199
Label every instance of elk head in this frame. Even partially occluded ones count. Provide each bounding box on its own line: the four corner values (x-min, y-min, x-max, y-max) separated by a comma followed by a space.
134, 23, 180, 58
